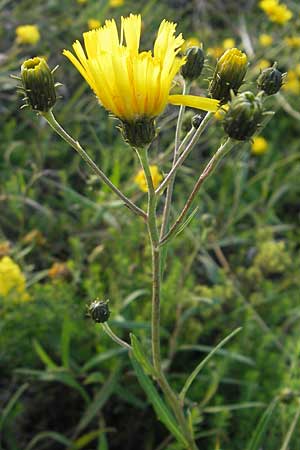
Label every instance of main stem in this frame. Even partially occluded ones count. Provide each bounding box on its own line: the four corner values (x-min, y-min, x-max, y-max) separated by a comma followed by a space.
137, 147, 198, 450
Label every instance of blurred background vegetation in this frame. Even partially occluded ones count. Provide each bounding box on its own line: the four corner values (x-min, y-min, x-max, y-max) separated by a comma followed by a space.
1, 0, 300, 449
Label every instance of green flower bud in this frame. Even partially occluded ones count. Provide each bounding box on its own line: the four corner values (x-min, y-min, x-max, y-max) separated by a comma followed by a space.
223, 91, 264, 141
121, 117, 156, 148
21, 57, 57, 112
257, 63, 285, 95
209, 48, 248, 104
88, 300, 110, 323
181, 47, 205, 81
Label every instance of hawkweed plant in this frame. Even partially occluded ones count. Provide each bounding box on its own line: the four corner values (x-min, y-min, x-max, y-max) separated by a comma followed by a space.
15, 14, 284, 450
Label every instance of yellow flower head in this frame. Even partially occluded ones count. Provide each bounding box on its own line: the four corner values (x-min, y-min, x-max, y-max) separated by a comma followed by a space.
63, 14, 219, 123
222, 38, 236, 50
282, 70, 300, 94
284, 36, 300, 48
16, 25, 40, 45
259, 0, 293, 25
255, 59, 271, 72
207, 46, 223, 59
48, 262, 70, 280
109, 0, 124, 7
251, 136, 268, 155
134, 166, 163, 192
0, 256, 29, 301
181, 37, 202, 52
88, 19, 101, 30
259, 34, 273, 47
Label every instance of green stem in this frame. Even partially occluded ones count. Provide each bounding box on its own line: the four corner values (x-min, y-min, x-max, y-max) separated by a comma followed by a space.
160, 137, 234, 246
101, 323, 132, 350
136, 147, 198, 450
160, 81, 190, 241
156, 111, 213, 195
41, 110, 147, 220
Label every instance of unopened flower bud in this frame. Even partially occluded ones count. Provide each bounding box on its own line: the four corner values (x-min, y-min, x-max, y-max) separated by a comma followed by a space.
181, 46, 205, 81
21, 57, 57, 112
121, 118, 156, 148
223, 91, 264, 141
88, 300, 110, 323
257, 63, 285, 95
209, 48, 248, 104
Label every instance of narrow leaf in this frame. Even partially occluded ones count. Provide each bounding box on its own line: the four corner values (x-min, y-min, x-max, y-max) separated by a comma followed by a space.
130, 354, 188, 448
0, 383, 29, 431
246, 398, 279, 450
24, 431, 72, 450
130, 333, 156, 376
180, 327, 241, 402
33, 340, 58, 369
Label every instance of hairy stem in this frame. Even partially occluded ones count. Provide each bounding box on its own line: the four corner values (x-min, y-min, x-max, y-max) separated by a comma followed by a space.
42, 110, 147, 220
160, 137, 234, 245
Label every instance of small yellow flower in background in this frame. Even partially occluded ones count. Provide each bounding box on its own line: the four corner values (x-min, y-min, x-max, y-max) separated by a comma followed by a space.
222, 38, 236, 50
282, 70, 300, 95
0, 256, 29, 301
22, 229, 46, 246
64, 14, 218, 124
214, 103, 229, 120
0, 242, 11, 258
295, 64, 300, 77
134, 166, 163, 192
77, 0, 87, 4
284, 36, 300, 48
48, 262, 70, 280
259, 0, 293, 25
255, 59, 271, 72
88, 19, 101, 30
251, 136, 268, 155
16, 25, 40, 45
109, 0, 124, 7
259, 34, 273, 47
181, 37, 202, 52
207, 47, 223, 59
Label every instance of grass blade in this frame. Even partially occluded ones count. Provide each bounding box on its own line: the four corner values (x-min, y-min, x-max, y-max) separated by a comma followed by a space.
180, 327, 241, 402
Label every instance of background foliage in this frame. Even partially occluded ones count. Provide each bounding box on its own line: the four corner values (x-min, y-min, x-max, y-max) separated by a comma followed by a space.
1, 0, 300, 449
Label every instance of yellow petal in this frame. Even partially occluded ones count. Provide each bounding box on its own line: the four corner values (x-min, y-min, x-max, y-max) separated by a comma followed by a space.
168, 94, 219, 112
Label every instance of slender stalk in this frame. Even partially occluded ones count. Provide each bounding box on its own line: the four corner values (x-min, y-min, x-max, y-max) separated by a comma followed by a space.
160, 137, 234, 245
156, 112, 213, 195
160, 81, 190, 240
136, 147, 198, 450
101, 323, 132, 350
41, 110, 147, 220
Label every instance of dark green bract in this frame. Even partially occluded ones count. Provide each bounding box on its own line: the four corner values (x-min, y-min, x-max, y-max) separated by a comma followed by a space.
181, 47, 205, 81
89, 300, 110, 323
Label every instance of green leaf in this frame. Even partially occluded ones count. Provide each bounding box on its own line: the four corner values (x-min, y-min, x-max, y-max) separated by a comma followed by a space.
33, 339, 58, 369
74, 429, 110, 449
81, 348, 126, 373
76, 367, 120, 434
61, 316, 73, 368
130, 354, 188, 448
0, 383, 28, 431
24, 431, 72, 450
280, 401, 300, 450
130, 333, 156, 376
180, 327, 241, 402
246, 398, 279, 450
